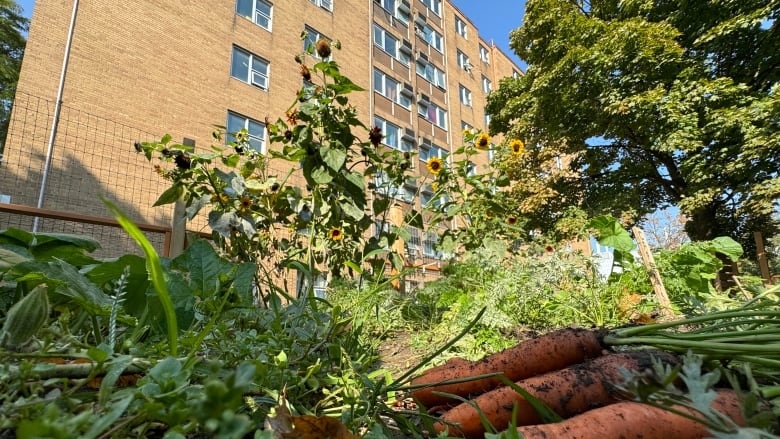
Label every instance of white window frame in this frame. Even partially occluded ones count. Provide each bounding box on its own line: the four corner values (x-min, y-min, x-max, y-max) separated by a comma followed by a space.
418, 101, 447, 130
457, 50, 471, 71
310, 0, 333, 12
461, 121, 473, 133
423, 230, 442, 258
418, 140, 447, 162
482, 75, 492, 93
479, 44, 490, 63
227, 111, 266, 153
455, 16, 467, 38
236, 0, 273, 31
459, 84, 472, 107
374, 116, 413, 152
418, 23, 443, 52
375, 171, 416, 203
420, 0, 441, 16
304, 26, 331, 59
513, 69, 522, 78
415, 58, 446, 88
231, 46, 270, 91
374, 23, 410, 65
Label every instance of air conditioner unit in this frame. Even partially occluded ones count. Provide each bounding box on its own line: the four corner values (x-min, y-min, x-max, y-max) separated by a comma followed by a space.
414, 13, 426, 27
400, 39, 412, 54
464, 62, 473, 72
417, 93, 430, 103
402, 83, 414, 94
416, 51, 428, 62
398, 0, 411, 13
403, 128, 415, 140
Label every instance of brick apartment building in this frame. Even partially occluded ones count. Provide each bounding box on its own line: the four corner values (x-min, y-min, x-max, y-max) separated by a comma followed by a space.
0, 0, 522, 282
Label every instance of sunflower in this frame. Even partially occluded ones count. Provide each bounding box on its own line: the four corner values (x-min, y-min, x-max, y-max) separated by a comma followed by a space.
329, 227, 343, 241
545, 245, 555, 253
426, 157, 444, 175
506, 216, 518, 226
431, 182, 439, 192
510, 139, 525, 155
238, 196, 253, 211
475, 132, 491, 150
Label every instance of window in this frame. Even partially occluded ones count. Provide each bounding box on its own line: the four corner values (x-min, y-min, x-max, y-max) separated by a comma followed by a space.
407, 226, 421, 253
374, 24, 411, 65
482, 76, 492, 93
485, 113, 492, 127
479, 44, 490, 63
513, 69, 522, 78
418, 100, 447, 129
455, 16, 467, 38
416, 58, 445, 88
375, 171, 416, 203
421, 185, 446, 209
423, 231, 441, 258
374, 116, 414, 151
461, 121, 473, 133
466, 161, 477, 177
236, 0, 272, 30
303, 26, 330, 59
231, 46, 269, 90
457, 50, 471, 71
418, 140, 447, 162
417, 24, 443, 52
420, 0, 441, 15
459, 84, 472, 107
310, 0, 332, 12
374, 68, 413, 108
227, 111, 266, 153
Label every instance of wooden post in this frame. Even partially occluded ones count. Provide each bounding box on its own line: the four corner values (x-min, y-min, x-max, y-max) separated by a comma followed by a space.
388, 204, 405, 290
168, 198, 187, 258
754, 231, 772, 284
632, 227, 675, 319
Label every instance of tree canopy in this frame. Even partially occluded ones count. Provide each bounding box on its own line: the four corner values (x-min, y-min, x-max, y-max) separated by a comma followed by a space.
0, 0, 28, 153
486, 0, 780, 253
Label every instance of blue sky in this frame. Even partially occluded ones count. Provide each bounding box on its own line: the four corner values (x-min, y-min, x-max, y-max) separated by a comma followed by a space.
15, 0, 527, 70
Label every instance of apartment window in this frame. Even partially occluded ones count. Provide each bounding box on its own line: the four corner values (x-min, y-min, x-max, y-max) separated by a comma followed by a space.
227, 111, 266, 153
485, 113, 492, 127
459, 85, 472, 107
479, 44, 490, 63
231, 46, 269, 90
482, 76, 492, 93
455, 16, 467, 38
513, 69, 521, 78
310, 0, 332, 12
375, 171, 416, 203
423, 231, 441, 258
303, 26, 330, 59
236, 0, 272, 30
416, 58, 445, 88
418, 101, 447, 129
374, 116, 414, 151
421, 0, 441, 15
418, 140, 447, 162
373, 24, 411, 65
461, 121, 473, 133
374, 68, 413, 108
418, 24, 443, 52
457, 50, 471, 71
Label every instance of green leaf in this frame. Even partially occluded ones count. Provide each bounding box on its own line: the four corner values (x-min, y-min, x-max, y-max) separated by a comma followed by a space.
31, 232, 101, 252
588, 215, 635, 253
311, 165, 334, 184
321, 145, 347, 172
341, 199, 365, 221
153, 184, 183, 206
372, 197, 390, 216
171, 240, 233, 296
104, 198, 178, 356
0, 244, 31, 270
705, 237, 743, 261
221, 153, 240, 168
14, 259, 113, 314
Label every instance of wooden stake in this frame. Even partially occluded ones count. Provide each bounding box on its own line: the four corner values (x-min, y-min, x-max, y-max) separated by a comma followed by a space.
632, 227, 675, 319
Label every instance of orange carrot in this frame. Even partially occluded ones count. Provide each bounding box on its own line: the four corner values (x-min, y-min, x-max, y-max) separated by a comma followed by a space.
434, 350, 678, 438
410, 327, 604, 408
515, 389, 745, 439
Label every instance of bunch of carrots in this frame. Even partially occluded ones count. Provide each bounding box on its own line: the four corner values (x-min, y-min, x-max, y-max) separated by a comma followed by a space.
407, 292, 780, 439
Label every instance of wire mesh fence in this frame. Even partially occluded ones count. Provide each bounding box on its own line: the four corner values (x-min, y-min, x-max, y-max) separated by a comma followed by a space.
0, 92, 174, 258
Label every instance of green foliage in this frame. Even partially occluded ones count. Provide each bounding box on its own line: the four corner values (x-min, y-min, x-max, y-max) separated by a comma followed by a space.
0, 0, 27, 151
486, 0, 780, 255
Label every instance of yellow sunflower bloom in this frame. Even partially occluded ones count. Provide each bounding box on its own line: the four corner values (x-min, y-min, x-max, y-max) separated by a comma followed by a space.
475, 132, 491, 151
510, 139, 525, 155
238, 196, 253, 211
426, 157, 444, 175
329, 227, 343, 241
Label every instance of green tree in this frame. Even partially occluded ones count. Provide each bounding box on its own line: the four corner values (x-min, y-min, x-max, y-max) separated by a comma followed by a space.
0, 0, 28, 156
486, 0, 780, 255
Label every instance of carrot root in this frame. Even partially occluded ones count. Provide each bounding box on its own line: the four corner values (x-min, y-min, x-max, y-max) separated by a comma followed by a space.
515, 389, 745, 439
